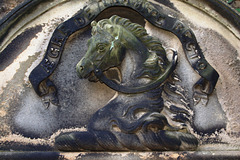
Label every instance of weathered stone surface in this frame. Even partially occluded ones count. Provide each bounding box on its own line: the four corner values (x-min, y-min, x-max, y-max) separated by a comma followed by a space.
0, 0, 239, 158
1, 151, 240, 160
0, 0, 25, 18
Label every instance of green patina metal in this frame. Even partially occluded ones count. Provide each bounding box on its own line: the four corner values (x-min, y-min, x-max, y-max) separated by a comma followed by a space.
76, 15, 177, 93
54, 15, 198, 151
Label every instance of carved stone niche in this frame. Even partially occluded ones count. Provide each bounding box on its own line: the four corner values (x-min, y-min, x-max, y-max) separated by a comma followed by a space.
0, 0, 240, 159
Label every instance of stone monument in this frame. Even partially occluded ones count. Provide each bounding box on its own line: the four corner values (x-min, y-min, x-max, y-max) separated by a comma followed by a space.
0, 0, 240, 159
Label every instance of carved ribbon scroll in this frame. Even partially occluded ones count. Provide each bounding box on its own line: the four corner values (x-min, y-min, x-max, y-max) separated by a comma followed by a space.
29, 0, 219, 105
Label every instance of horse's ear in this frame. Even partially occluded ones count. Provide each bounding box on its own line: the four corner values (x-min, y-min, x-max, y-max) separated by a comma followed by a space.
91, 21, 97, 27
91, 21, 97, 35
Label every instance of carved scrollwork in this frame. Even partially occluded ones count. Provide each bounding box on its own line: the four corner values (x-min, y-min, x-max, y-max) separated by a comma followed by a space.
28, 0, 220, 151
55, 15, 198, 151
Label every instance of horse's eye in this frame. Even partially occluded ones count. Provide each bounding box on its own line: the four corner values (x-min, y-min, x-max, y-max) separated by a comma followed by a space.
97, 44, 106, 52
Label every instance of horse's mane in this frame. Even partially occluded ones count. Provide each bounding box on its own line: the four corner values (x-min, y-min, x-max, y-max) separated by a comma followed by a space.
95, 15, 193, 129
92, 15, 193, 131
94, 15, 169, 79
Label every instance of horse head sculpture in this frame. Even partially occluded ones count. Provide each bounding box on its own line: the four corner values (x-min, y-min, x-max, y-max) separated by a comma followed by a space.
76, 15, 177, 93
55, 15, 198, 151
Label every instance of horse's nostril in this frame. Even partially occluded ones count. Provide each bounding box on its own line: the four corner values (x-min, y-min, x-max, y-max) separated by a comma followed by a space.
79, 66, 84, 71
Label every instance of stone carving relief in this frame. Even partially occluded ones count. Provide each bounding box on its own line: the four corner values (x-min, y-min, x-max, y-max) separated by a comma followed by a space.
27, 0, 221, 151
54, 15, 197, 151
3, 0, 239, 156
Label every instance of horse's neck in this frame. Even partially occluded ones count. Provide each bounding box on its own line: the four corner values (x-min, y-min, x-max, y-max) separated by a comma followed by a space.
120, 49, 150, 87
118, 29, 153, 86
116, 49, 162, 107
